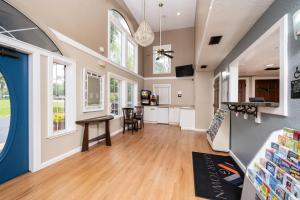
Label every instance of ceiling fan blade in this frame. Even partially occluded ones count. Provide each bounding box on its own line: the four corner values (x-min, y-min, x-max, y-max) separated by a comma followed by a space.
164, 50, 174, 53
163, 53, 173, 59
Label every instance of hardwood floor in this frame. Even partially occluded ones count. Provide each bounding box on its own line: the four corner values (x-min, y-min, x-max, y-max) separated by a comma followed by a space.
0, 124, 227, 200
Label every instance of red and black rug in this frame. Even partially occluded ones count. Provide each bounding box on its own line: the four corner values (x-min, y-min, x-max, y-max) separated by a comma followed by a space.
192, 152, 245, 200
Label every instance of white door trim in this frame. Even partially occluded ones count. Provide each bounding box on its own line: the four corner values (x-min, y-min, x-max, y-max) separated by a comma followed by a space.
0, 33, 75, 172
153, 84, 172, 105
238, 77, 250, 102
213, 73, 221, 109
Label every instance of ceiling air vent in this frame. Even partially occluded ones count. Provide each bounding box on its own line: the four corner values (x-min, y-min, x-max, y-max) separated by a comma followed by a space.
209, 36, 223, 45
201, 65, 207, 69
264, 67, 280, 71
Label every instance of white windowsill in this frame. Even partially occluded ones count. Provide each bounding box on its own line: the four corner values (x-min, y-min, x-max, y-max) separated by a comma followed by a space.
82, 108, 105, 113
47, 128, 77, 140
111, 115, 122, 119
107, 58, 138, 76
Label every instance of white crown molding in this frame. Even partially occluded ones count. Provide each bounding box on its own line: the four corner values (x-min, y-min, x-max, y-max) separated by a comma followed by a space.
49, 28, 144, 80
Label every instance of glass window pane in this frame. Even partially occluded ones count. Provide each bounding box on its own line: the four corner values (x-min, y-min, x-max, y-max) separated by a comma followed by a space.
127, 83, 134, 108
153, 45, 171, 74
109, 23, 122, 64
111, 10, 131, 35
0, 72, 10, 153
53, 63, 66, 132
110, 78, 121, 115
127, 41, 135, 72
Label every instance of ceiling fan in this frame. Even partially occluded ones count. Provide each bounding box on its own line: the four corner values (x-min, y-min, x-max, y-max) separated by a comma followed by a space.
155, 2, 174, 60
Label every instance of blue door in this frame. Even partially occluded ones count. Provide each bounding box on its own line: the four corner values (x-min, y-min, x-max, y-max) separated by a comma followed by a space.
0, 48, 28, 184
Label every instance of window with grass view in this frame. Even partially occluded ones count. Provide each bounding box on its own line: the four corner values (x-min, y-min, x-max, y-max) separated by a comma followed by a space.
0, 72, 10, 153
153, 44, 171, 74
53, 63, 66, 132
109, 23, 122, 64
127, 40, 135, 71
109, 10, 138, 73
110, 78, 121, 116
127, 82, 134, 107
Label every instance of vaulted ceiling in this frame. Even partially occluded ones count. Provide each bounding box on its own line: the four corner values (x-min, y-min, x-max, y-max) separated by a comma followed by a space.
195, 0, 275, 71
123, 0, 197, 32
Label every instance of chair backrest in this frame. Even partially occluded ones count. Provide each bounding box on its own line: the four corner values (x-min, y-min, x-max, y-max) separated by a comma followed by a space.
122, 108, 134, 121
135, 106, 144, 116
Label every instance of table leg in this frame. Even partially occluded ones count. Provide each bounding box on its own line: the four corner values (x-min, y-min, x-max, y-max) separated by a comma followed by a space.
105, 120, 112, 146
82, 123, 89, 152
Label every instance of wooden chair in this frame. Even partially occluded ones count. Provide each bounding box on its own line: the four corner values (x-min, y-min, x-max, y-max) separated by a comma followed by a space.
122, 108, 138, 134
134, 106, 144, 129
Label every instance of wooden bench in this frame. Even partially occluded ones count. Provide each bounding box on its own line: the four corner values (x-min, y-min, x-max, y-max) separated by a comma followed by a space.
76, 115, 114, 152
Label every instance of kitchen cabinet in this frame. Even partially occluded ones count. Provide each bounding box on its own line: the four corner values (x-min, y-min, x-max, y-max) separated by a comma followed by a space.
179, 108, 195, 130
169, 107, 180, 124
144, 106, 158, 122
157, 107, 169, 124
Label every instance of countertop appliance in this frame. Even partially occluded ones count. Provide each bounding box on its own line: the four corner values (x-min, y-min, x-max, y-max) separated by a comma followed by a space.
141, 90, 151, 105
150, 94, 159, 106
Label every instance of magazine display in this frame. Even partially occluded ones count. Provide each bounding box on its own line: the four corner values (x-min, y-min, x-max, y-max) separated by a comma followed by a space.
207, 109, 227, 142
247, 128, 300, 200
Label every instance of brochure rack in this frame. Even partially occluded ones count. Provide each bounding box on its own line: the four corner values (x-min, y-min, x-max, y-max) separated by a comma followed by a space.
206, 109, 230, 152
241, 128, 300, 200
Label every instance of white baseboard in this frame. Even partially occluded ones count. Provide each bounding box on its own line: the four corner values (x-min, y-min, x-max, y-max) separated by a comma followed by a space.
39, 128, 123, 170
229, 150, 247, 172
181, 127, 207, 132
193, 128, 207, 132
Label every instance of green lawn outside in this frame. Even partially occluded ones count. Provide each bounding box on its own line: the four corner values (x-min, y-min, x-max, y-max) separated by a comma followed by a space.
0, 99, 10, 117
53, 100, 65, 123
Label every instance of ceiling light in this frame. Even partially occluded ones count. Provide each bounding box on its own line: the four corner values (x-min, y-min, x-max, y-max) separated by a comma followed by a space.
134, 0, 154, 47
265, 64, 275, 67
177, 12, 181, 16
264, 67, 280, 71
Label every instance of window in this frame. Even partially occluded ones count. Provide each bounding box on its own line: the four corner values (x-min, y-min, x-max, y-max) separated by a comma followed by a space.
110, 77, 121, 116
53, 63, 66, 132
83, 69, 104, 112
110, 10, 131, 35
108, 10, 138, 73
127, 82, 134, 107
127, 40, 136, 72
153, 44, 171, 74
109, 23, 122, 64
108, 73, 138, 116
48, 58, 76, 137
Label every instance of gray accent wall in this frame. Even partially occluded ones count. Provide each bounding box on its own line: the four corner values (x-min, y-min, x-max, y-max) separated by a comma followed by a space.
214, 0, 300, 166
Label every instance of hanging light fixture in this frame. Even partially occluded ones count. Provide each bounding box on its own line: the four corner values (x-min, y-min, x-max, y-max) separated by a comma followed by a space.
134, 0, 154, 47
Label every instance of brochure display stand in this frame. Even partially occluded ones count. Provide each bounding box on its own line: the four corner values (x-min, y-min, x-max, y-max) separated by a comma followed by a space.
206, 109, 230, 152
241, 128, 300, 200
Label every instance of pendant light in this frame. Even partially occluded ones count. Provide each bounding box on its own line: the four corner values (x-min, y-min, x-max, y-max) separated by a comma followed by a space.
134, 0, 154, 47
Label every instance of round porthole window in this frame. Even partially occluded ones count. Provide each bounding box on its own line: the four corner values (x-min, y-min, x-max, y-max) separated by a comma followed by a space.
0, 72, 11, 154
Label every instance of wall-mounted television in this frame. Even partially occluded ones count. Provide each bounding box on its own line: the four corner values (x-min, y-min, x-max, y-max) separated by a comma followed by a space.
175, 64, 194, 77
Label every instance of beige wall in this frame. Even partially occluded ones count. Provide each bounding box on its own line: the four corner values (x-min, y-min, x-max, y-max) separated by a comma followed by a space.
7, 0, 144, 76
6, 0, 144, 162
144, 79, 194, 106
144, 27, 195, 77
194, 71, 214, 130
40, 44, 143, 162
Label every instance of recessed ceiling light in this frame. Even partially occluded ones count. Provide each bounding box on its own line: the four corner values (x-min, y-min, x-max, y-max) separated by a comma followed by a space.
265, 63, 275, 67
177, 12, 181, 16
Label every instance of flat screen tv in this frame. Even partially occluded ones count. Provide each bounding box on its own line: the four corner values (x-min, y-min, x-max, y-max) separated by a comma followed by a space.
175, 64, 194, 77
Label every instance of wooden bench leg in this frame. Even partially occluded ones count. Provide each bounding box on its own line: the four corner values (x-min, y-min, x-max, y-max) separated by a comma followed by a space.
82, 123, 89, 152
105, 120, 112, 146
